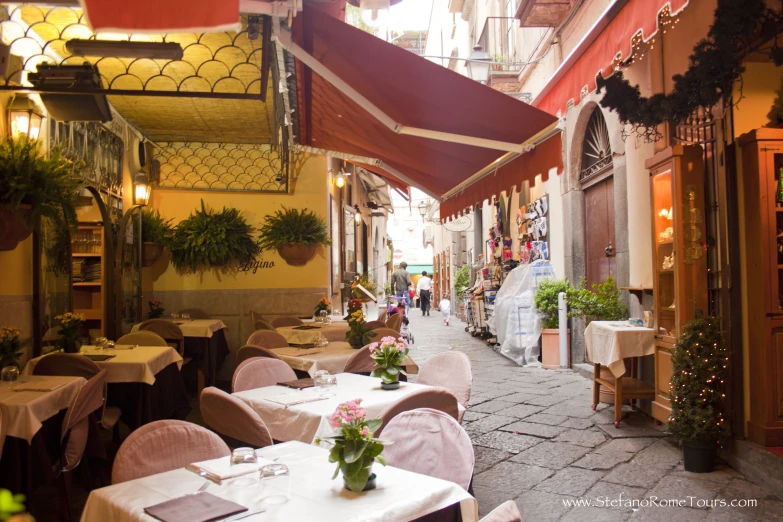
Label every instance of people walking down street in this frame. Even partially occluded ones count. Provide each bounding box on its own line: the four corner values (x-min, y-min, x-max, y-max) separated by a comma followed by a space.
416, 270, 432, 316
439, 293, 451, 326
392, 261, 412, 311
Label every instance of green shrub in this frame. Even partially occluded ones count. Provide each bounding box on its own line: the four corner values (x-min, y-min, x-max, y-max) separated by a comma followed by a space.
454, 265, 470, 297
257, 206, 331, 251
534, 279, 579, 329
141, 209, 173, 247
570, 276, 628, 322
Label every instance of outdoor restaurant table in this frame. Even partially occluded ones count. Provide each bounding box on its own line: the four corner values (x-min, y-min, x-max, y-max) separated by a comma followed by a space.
131, 318, 230, 387
276, 322, 350, 345
271, 341, 419, 377
584, 320, 656, 378
80, 440, 478, 522
24, 346, 189, 430
0, 375, 86, 495
233, 373, 433, 443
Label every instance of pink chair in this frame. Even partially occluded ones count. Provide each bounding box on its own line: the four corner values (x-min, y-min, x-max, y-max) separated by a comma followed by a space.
200, 387, 273, 448
271, 316, 304, 328
375, 387, 460, 437
178, 308, 210, 319
386, 313, 402, 332
365, 320, 386, 330
377, 309, 388, 322
371, 328, 402, 339
246, 330, 289, 349
343, 345, 374, 374
138, 319, 185, 357
417, 351, 472, 419
0, 403, 8, 457
236, 344, 283, 365
117, 331, 168, 346
480, 501, 522, 522
111, 420, 230, 484
380, 408, 474, 490
232, 357, 297, 393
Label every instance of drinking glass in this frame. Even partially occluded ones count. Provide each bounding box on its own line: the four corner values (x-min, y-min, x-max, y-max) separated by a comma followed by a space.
259, 463, 290, 504
104, 341, 115, 355
319, 310, 328, 322
322, 374, 338, 397
1, 366, 19, 387
314, 370, 329, 393
94, 337, 107, 352
181, 313, 191, 322
230, 447, 258, 486
171, 313, 180, 321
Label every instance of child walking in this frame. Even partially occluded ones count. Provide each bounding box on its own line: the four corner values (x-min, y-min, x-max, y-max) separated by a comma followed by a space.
439, 293, 451, 326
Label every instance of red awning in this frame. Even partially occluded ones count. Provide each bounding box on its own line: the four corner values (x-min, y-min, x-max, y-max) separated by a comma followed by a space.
439, 133, 563, 220
533, 0, 689, 116
290, 7, 559, 200
81, 0, 240, 32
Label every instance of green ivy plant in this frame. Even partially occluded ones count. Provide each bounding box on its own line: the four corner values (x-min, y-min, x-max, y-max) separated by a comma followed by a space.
141, 208, 173, 247
0, 136, 82, 232
256, 207, 331, 251
170, 200, 260, 273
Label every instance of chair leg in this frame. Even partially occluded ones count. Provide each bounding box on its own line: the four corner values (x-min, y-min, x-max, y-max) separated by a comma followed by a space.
58, 471, 73, 522
614, 376, 623, 428
592, 363, 600, 410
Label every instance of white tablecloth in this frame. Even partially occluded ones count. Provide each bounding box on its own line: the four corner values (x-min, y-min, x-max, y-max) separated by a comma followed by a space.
131, 319, 226, 338
233, 373, 431, 443
0, 375, 85, 443
23, 346, 183, 385
272, 342, 419, 377
584, 321, 656, 378
277, 323, 350, 345
80, 441, 478, 522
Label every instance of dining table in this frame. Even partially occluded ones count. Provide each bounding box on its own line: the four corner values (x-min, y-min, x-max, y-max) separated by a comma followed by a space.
233, 373, 438, 444
276, 322, 350, 345
80, 440, 478, 522
271, 342, 419, 377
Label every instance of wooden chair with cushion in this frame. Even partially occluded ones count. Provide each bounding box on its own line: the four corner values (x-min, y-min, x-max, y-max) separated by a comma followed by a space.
117, 331, 168, 347
271, 316, 304, 328
178, 308, 210, 319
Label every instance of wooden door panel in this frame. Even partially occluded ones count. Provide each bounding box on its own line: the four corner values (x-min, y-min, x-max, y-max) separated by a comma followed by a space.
584, 177, 615, 288
775, 328, 783, 419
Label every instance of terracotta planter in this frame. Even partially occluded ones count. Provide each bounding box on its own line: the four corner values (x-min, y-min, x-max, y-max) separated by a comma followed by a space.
277, 243, 317, 266
0, 204, 32, 251
142, 242, 164, 267
541, 329, 570, 369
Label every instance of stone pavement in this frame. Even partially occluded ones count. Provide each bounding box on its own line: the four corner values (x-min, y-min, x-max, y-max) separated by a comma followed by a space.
405, 310, 783, 521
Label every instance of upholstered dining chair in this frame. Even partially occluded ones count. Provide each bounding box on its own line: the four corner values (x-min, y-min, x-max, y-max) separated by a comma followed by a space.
271, 316, 304, 328
377, 309, 388, 322
200, 387, 274, 448
116, 331, 168, 347
0, 403, 8, 457
178, 308, 210, 319
246, 330, 289, 349
343, 345, 374, 375
250, 310, 275, 331
375, 387, 460, 437
111, 420, 230, 484
479, 501, 522, 522
380, 408, 474, 491
371, 327, 402, 340
236, 344, 283, 365
386, 313, 403, 332
364, 320, 386, 330
232, 357, 297, 393
416, 351, 472, 421
138, 319, 185, 358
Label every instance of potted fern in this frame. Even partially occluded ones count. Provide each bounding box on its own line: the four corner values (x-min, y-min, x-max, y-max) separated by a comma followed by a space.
0, 137, 81, 251
141, 209, 173, 267
170, 200, 260, 273
257, 207, 331, 266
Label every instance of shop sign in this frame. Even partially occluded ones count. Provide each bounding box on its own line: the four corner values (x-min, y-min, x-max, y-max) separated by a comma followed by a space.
238, 258, 276, 273
443, 215, 472, 232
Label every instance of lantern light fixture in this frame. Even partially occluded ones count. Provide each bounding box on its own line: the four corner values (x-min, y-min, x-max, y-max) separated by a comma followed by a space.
466, 45, 491, 84
7, 95, 43, 140
133, 173, 151, 206
354, 204, 362, 225
329, 168, 348, 188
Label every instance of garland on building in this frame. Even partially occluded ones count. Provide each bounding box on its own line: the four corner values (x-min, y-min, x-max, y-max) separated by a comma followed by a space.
596, 0, 783, 140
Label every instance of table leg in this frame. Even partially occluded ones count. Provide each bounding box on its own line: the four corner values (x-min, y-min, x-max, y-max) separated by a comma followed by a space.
614, 375, 623, 428
630, 357, 638, 410
592, 363, 600, 410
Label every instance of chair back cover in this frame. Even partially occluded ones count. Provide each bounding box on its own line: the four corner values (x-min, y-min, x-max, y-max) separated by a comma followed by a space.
417, 351, 472, 406
111, 420, 230, 484
200, 387, 273, 448
178, 308, 210, 319
138, 319, 185, 356
479, 501, 522, 522
0, 402, 8, 457
381, 408, 474, 490
117, 331, 168, 347
371, 328, 402, 340
232, 357, 297, 393
236, 344, 283, 365
376, 387, 460, 437
271, 316, 304, 328
386, 313, 403, 332
343, 345, 374, 374
246, 330, 289, 349
364, 320, 386, 330
61, 368, 107, 472
377, 309, 388, 322
33, 353, 100, 379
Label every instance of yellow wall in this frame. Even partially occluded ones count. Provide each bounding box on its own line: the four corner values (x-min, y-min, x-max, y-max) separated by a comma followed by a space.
0, 239, 33, 296
146, 152, 329, 291
734, 62, 782, 138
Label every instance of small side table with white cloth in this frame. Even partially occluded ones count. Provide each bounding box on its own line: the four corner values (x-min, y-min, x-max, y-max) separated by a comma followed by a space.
271, 342, 419, 377
584, 320, 656, 427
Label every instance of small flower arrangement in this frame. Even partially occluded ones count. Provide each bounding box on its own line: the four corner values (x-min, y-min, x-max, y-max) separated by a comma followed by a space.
345, 309, 375, 348
148, 299, 164, 319
318, 398, 391, 493
345, 299, 364, 318
369, 336, 409, 388
314, 297, 331, 316
0, 326, 24, 368
55, 312, 85, 353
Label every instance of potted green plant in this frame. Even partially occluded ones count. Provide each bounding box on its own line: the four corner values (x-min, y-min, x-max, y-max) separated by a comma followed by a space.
571, 276, 628, 324
141, 209, 173, 267
148, 299, 164, 319
351, 273, 377, 301
55, 312, 85, 353
369, 335, 409, 390
257, 207, 331, 266
170, 200, 260, 273
0, 137, 81, 251
345, 308, 375, 349
534, 279, 576, 369
317, 399, 391, 492
0, 326, 24, 369
669, 311, 729, 473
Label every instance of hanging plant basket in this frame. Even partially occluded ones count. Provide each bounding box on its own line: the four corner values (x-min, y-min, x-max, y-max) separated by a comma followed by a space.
142, 242, 164, 267
277, 243, 317, 266
0, 204, 32, 251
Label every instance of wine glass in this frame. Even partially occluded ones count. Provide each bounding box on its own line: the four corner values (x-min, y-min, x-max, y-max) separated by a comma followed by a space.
1, 366, 19, 388
259, 463, 290, 504
319, 310, 328, 323
230, 447, 258, 486
314, 370, 329, 393
171, 313, 180, 321
181, 313, 191, 322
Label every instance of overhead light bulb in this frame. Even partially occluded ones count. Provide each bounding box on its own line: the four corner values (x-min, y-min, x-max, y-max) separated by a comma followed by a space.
335, 171, 345, 188
359, 0, 390, 28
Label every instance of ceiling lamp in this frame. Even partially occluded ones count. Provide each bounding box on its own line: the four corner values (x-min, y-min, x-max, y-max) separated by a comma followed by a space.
347, 0, 403, 28
65, 40, 184, 60
467, 45, 491, 84
7, 95, 43, 140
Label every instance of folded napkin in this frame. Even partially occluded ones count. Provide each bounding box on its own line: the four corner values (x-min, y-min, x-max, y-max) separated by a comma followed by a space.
263, 392, 329, 408
186, 455, 274, 484
12, 380, 66, 392
144, 492, 246, 522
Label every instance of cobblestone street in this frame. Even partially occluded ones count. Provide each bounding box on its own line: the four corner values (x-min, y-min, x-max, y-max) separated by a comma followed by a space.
406, 311, 783, 521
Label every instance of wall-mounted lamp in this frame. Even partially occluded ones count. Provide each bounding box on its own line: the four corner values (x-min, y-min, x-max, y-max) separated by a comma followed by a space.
8, 95, 43, 140
133, 173, 151, 206
354, 204, 362, 226
330, 168, 348, 188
